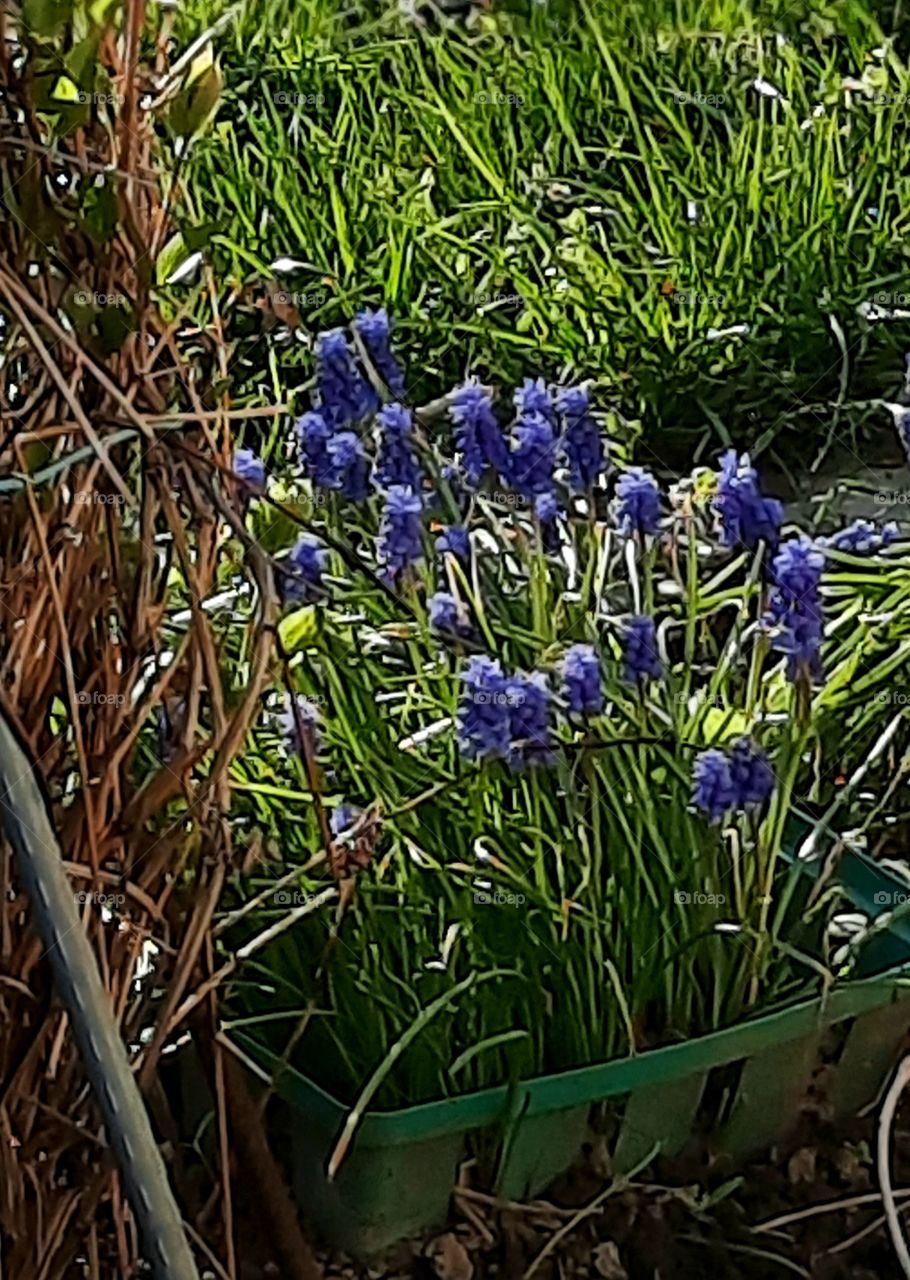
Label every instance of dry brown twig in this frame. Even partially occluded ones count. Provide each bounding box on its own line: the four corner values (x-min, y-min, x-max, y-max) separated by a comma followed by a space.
0, 6, 322, 1277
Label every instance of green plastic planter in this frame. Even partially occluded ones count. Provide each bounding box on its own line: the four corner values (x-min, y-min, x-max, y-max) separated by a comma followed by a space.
238, 847, 910, 1257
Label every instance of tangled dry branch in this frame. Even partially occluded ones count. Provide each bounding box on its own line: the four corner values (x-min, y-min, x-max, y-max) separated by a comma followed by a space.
0, 4, 319, 1275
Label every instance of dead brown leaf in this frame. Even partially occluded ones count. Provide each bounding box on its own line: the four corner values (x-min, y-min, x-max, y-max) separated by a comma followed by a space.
426, 1231, 474, 1280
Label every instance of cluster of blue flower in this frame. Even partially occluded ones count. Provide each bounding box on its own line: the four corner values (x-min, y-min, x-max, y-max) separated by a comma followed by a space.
457, 656, 551, 767
238, 315, 674, 594
280, 534, 326, 604
455, 626, 662, 767
714, 450, 784, 552
826, 518, 898, 554
764, 536, 825, 680
231, 311, 902, 829
692, 739, 775, 824
448, 377, 605, 519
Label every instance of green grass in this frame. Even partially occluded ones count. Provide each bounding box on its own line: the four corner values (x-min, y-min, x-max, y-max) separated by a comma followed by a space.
174, 0, 910, 461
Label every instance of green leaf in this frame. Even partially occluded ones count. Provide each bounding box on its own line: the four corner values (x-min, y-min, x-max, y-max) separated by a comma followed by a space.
278, 607, 318, 654
155, 233, 187, 285
184, 221, 221, 252
168, 59, 223, 139
97, 303, 135, 353
67, 34, 102, 90
23, 0, 73, 38
701, 707, 749, 744
50, 74, 82, 105
88, 0, 118, 24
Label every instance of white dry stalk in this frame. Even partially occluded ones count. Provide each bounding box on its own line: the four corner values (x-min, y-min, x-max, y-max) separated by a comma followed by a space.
398, 716, 454, 752
755, 1186, 910, 1234
797, 710, 906, 860
522, 1145, 659, 1279
234, 885, 338, 962
166, 887, 339, 1033
214, 851, 326, 936
878, 1055, 910, 1277
624, 537, 641, 613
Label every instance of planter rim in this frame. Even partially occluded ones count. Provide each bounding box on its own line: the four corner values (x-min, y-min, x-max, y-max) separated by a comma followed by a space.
239, 967, 910, 1147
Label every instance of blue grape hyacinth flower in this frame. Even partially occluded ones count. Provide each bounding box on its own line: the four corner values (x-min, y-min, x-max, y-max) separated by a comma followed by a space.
561, 644, 603, 716
378, 486, 423, 577
326, 430, 372, 502
514, 377, 556, 426
280, 534, 326, 604
770, 611, 824, 682
729, 737, 775, 809
437, 524, 470, 562
428, 590, 470, 636
279, 692, 322, 752
767, 536, 825, 606
714, 450, 784, 553
534, 491, 559, 523
510, 412, 557, 501
693, 748, 736, 823
355, 307, 406, 399
506, 670, 552, 767
331, 803, 361, 837
827, 519, 898, 554
622, 615, 662, 683
233, 447, 266, 494
450, 381, 510, 486
764, 536, 824, 681
296, 410, 334, 488
375, 402, 422, 492
316, 328, 378, 427
558, 386, 605, 493
614, 468, 661, 537
457, 656, 512, 761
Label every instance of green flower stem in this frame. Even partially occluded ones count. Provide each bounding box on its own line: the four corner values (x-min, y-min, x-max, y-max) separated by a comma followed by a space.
748, 713, 810, 1003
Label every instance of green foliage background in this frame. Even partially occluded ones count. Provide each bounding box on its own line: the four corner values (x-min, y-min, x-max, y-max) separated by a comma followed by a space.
177, 0, 910, 460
